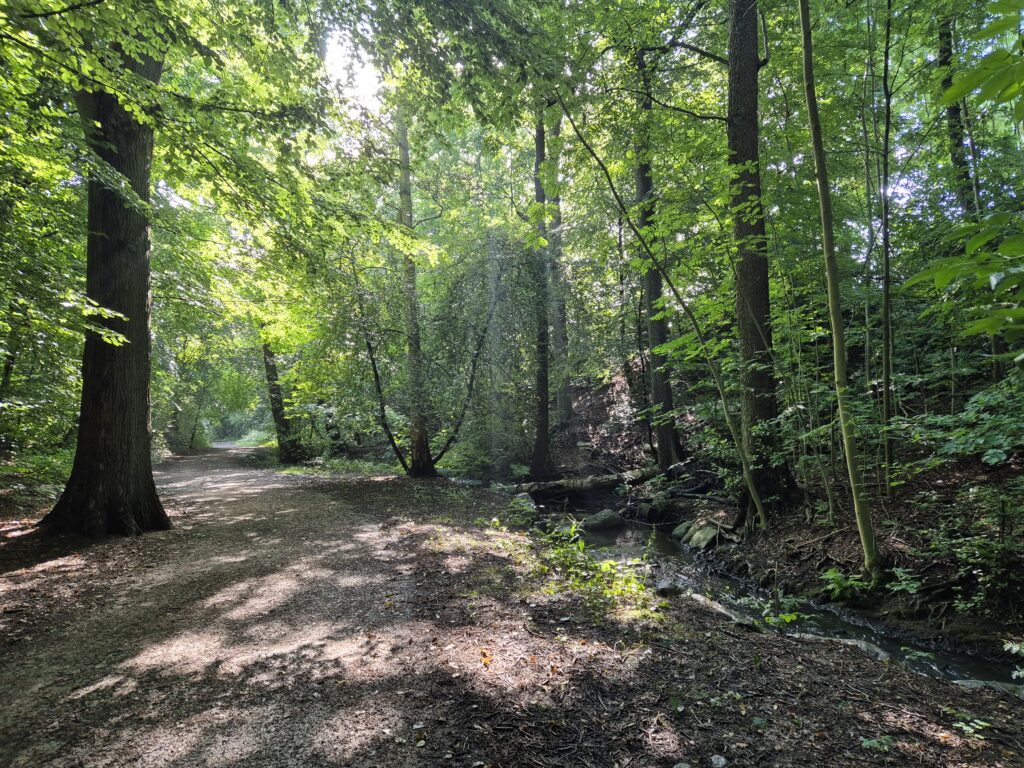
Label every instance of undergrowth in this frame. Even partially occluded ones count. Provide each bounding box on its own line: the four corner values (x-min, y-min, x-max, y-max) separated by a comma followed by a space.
530, 522, 665, 621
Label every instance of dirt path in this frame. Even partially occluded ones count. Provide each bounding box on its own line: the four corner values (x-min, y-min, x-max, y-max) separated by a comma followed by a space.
1, 448, 1022, 767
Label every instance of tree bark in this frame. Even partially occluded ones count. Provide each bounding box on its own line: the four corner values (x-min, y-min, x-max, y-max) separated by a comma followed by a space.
880, 0, 894, 497
396, 109, 437, 477
799, 0, 881, 580
262, 343, 301, 464
41, 49, 169, 536
530, 117, 551, 480
728, 0, 793, 515
549, 117, 573, 430
636, 51, 683, 472
938, 16, 978, 219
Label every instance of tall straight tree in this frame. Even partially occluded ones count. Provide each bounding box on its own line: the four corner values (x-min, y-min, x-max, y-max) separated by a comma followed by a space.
549, 117, 573, 430
799, 0, 881, 579
396, 108, 437, 477
42, 47, 170, 536
635, 50, 683, 471
727, 0, 793, 517
880, 0, 895, 496
530, 116, 551, 479
938, 14, 979, 219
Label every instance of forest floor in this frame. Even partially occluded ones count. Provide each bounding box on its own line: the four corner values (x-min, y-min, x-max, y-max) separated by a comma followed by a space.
1, 447, 1023, 767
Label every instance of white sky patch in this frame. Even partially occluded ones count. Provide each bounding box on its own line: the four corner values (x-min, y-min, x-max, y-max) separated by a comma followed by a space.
325, 34, 383, 115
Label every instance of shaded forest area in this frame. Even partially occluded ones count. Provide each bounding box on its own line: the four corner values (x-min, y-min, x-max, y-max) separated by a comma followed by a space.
2, 0, 1024, 764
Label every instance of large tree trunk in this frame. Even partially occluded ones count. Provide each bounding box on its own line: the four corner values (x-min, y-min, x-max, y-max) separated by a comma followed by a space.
549, 118, 573, 431
41, 51, 169, 537
262, 343, 302, 464
635, 52, 683, 471
728, 0, 793, 516
396, 109, 437, 477
530, 117, 551, 480
938, 16, 978, 219
799, 0, 881, 580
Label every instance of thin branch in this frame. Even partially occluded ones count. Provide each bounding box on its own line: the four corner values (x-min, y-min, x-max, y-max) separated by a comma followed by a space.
598, 86, 728, 123
668, 40, 728, 66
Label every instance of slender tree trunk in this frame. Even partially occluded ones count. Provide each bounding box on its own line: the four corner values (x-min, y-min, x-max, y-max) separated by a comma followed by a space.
799, 0, 881, 579
728, 0, 793, 515
41, 50, 169, 537
396, 109, 436, 477
880, 0, 894, 497
262, 343, 301, 464
530, 117, 551, 480
636, 51, 682, 471
549, 118, 573, 430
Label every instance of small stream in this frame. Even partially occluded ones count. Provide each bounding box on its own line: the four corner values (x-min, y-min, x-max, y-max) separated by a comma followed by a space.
580, 523, 1023, 697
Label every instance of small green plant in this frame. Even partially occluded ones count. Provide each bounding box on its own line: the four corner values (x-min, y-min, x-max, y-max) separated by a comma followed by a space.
500, 495, 538, 528
942, 706, 993, 739
953, 718, 992, 738
860, 735, 895, 752
1005, 639, 1024, 680
820, 568, 869, 600
900, 647, 935, 663
537, 524, 653, 609
887, 567, 922, 595
736, 594, 806, 627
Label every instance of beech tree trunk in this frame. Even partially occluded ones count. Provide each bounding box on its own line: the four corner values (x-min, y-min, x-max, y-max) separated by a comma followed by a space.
396, 109, 437, 477
530, 117, 551, 480
728, 0, 793, 515
41, 51, 169, 536
635, 52, 683, 471
262, 343, 301, 464
799, 0, 881, 580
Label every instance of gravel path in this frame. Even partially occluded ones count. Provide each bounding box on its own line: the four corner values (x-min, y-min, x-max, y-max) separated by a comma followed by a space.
1, 448, 1021, 767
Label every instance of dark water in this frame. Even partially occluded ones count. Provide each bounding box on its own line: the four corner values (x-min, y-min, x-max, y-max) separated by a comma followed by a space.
580, 524, 1023, 696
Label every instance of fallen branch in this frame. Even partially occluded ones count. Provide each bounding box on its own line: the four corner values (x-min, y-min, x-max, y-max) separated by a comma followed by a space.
504, 465, 661, 495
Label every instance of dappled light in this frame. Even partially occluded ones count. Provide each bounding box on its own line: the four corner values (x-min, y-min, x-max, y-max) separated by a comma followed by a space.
2, 0, 1024, 765
2, 448, 1021, 766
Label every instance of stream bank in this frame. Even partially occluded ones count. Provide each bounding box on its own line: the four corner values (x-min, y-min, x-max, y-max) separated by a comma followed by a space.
518, 485, 1023, 697
579, 523, 1022, 696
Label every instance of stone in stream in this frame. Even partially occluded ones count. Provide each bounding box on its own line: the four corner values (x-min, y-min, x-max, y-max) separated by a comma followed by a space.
686, 524, 721, 550
671, 520, 694, 539
581, 508, 625, 531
